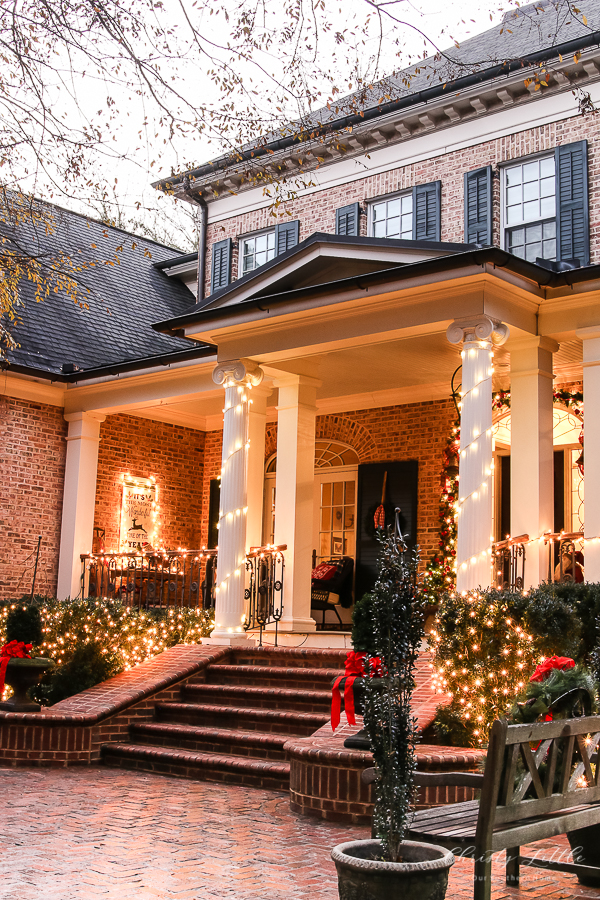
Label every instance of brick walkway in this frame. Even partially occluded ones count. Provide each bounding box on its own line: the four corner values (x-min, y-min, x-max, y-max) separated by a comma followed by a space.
2, 767, 600, 900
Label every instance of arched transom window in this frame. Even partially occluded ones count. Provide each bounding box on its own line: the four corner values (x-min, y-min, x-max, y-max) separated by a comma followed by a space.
265, 440, 359, 473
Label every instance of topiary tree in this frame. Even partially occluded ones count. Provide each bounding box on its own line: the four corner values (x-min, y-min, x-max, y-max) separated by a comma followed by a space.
362, 529, 425, 863
350, 593, 376, 654
5, 604, 43, 646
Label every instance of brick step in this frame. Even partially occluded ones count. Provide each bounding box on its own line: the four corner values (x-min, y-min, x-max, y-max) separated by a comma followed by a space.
203, 663, 341, 690
102, 742, 290, 791
131, 722, 289, 760
155, 700, 330, 735
182, 682, 332, 712
233, 649, 347, 670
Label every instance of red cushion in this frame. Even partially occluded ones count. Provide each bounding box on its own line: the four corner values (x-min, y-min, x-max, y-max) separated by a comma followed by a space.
311, 563, 338, 582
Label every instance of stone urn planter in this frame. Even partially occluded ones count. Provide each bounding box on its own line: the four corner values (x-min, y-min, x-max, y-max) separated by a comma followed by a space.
332, 838, 454, 900
0, 657, 55, 712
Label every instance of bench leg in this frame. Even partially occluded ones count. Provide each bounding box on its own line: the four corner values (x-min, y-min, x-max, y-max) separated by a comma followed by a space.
506, 847, 520, 886
474, 853, 492, 900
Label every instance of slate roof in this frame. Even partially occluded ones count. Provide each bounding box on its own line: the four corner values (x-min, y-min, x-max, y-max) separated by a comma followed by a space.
3, 202, 206, 377
157, 0, 600, 188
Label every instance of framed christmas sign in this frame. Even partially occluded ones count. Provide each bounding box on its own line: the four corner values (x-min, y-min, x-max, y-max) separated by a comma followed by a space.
119, 475, 158, 551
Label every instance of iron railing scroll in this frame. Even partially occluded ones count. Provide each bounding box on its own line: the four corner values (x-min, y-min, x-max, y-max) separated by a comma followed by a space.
491, 534, 528, 591
244, 545, 286, 647
544, 532, 585, 584
80, 549, 218, 610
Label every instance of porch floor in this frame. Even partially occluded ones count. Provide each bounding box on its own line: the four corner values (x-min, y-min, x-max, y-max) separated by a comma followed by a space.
2, 766, 599, 900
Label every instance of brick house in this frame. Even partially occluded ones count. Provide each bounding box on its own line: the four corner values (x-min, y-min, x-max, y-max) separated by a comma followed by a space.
2, 0, 600, 647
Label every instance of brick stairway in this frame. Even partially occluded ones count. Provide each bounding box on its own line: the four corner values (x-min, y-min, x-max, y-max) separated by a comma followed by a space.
101, 647, 344, 791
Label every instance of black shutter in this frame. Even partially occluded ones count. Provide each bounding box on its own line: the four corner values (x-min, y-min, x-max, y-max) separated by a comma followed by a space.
556, 141, 589, 265
464, 166, 493, 245
210, 238, 232, 292
275, 219, 300, 255
335, 203, 360, 236
412, 181, 441, 242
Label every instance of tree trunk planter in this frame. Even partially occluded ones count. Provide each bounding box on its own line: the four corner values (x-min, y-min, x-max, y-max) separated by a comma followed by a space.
0, 658, 54, 712
331, 839, 454, 900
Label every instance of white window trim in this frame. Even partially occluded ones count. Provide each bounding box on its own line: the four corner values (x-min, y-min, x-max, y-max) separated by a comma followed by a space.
367, 188, 413, 240
237, 226, 276, 277
499, 150, 556, 255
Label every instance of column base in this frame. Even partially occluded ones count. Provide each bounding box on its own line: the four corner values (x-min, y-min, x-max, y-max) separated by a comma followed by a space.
275, 616, 317, 634
203, 633, 257, 648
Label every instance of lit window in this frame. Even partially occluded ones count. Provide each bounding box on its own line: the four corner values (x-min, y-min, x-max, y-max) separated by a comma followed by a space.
241, 230, 276, 274
370, 193, 413, 239
504, 156, 556, 262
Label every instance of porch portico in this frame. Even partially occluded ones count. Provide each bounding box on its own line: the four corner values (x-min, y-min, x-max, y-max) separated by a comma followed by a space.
54, 236, 600, 642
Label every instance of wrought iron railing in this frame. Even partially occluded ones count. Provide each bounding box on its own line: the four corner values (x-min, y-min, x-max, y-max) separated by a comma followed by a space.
544, 532, 585, 583
491, 534, 528, 591
244, 545, 286, 646
80, 550, 218, 610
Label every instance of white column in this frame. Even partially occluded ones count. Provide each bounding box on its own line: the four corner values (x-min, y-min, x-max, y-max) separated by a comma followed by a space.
578, 326, 600, 581
447, 316, 509, 593
210, 359, 263, 643
245, 386, 269, 551
56, 411, 106, 600
273, 374, 320, 633
509, 336, 558, 586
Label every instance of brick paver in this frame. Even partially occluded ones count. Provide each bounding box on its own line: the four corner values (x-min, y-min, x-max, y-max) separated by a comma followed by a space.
2, 766, 600, 900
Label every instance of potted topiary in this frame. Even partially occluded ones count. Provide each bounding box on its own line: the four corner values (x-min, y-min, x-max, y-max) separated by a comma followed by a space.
331, 525, 454, 900
0, 604, 54, 712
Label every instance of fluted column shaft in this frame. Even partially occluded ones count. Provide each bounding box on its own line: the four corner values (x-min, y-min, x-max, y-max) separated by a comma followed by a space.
211, 359, 263, 640
447, 316, 509, 593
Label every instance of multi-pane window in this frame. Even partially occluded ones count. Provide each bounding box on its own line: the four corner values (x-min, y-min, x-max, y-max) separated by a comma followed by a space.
371, 193, 413, 239
241, 230, 276, 274
504, 156, 556, 262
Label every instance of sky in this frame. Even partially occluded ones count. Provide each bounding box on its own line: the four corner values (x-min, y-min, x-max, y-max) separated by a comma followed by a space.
30, 0, 515, 250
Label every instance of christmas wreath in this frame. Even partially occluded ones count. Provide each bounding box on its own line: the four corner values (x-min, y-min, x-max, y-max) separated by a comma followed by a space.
509, 656, 597, 725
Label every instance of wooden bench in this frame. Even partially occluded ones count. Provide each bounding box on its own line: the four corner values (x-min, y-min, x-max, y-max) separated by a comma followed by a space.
364, 715, 600, 900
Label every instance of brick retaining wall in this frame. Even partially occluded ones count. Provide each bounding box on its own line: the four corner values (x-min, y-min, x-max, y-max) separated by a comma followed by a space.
0, 644, 230, 767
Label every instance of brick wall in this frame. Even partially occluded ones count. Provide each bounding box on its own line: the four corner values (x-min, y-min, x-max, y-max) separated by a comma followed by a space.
94, 413, 206, 552
0, 396, 67, 601
204, 114, 600, 294
262, 399, 455, 566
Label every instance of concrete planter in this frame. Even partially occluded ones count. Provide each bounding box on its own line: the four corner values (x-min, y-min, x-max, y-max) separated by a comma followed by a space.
0, 657, 54, 712
331, 838, 454, 900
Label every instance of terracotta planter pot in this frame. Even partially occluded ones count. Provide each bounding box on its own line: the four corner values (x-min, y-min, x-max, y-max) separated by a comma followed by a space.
331, 838, 454, 900
0, 657, 54, 712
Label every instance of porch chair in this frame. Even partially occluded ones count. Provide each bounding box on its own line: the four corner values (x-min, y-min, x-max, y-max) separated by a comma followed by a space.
311, 556, 354, 629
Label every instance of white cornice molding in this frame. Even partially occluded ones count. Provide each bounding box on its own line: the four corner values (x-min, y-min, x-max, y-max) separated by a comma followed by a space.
183, 50, 600, 217
0, 373, 65, 407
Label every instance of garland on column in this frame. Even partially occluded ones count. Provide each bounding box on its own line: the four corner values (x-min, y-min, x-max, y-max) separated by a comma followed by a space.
422, 386, 584, 607
422, 419, 460, 606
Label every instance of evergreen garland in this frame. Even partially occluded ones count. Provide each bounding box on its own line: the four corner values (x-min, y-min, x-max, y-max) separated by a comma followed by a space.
362, 532, 425, 863
422, 419, 460, 606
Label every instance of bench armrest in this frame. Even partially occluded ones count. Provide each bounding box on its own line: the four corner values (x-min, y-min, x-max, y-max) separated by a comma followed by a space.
361, 767, 484, 788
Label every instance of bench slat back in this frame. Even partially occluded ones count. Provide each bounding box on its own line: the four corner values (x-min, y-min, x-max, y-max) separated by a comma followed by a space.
476, 716, 600, 842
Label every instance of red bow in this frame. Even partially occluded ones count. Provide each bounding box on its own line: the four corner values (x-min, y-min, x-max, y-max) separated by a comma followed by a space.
331, 651, 384, 730
0, 641, 32, 700
529, 656, 575, 683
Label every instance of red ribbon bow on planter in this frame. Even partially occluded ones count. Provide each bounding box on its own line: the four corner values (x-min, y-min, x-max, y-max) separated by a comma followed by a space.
331, 651, 383, 730
529, 656, 575, 683
0, 641, 32, 699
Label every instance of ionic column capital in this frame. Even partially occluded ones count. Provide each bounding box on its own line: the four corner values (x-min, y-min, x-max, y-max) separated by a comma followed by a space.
213, 358, 264, 387
446, 315, 509, 347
